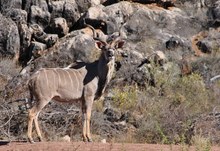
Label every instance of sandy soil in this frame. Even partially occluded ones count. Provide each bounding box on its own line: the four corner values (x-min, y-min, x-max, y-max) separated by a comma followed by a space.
0, 141, 220, 151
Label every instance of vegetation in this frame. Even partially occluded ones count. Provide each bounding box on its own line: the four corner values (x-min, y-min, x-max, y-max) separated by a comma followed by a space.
0, 53, 219, 149
110, 62, 216, 145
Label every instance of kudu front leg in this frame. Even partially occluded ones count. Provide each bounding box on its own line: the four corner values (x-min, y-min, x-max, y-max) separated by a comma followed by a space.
34, 113, 43, 142
82, 99, 93, 142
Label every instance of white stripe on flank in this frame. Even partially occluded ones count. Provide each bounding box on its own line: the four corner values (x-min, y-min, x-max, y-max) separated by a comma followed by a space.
44, 69, 49, 88
53, 69, 60, 88
64, 69, 73, 90
36, 70, 43, 97
69, 69, 79, 91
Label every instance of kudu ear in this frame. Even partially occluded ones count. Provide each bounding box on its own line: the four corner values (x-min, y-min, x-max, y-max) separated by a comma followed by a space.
95, 41, 106, 49
114, 40, 125, 49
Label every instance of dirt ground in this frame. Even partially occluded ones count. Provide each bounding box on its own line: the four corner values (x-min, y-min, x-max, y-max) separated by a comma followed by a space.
0, 141, 220, 151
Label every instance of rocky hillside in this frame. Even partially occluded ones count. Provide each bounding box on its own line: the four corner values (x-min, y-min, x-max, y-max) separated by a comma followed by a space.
0, 0, 220, 145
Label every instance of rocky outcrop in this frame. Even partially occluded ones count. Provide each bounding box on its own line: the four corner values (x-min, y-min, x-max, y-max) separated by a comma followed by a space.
0, 0, 219, 87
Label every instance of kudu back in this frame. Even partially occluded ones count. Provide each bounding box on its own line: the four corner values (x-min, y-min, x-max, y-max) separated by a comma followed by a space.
27, 25, 125, 143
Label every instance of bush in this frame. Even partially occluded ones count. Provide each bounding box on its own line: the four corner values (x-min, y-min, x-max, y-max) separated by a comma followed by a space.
122, 62, 213, 144
111, 85, 138, 111
191, 134, 211, 151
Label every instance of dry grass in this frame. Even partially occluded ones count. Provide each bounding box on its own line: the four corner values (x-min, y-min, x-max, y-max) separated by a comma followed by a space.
191, 134, 211, 151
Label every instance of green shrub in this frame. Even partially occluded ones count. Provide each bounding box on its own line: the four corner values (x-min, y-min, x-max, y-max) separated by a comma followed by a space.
111, 85, 138, 111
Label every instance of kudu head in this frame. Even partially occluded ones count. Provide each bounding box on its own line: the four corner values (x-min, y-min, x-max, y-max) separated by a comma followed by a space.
95, 38, 125, 62
84, 20, 125, 62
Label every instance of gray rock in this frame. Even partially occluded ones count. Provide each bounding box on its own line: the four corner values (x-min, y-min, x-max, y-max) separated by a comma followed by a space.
50, 17, 69, 37
63, 1, 81, 28
76, 0, 101, 13
4, 9, 27, 23
30, 24, 58, 47
60, 33, 99, 62
29, 41, 47, 58
85, 2, 133, 34
0, 14, 20, 58
0, 0, 22, 13
31, 0, 48, 12
196, 28, 220, 54
30, 5, 51, 29
49, 1, 66, 19
208, 1, 220, 26
196, 40, 212, 54
44, 34, 59, 48
18, 23, 32, 61
48, 0, 80, 28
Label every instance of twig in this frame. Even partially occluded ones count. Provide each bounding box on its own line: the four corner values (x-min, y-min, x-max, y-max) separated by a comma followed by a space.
0, 114, 14, 128
210, 75, 220, 82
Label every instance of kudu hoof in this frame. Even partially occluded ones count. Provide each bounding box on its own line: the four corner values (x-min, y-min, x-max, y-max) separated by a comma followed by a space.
82, 137, 93, 142
83, 137, 87, 142
28, 138, 35, 144
88, 138, 93, 142
38, 137, 43, 142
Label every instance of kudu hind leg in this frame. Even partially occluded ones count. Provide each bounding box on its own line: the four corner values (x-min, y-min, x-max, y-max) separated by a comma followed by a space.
27, 99, 48, 143
27, 106, 37, 143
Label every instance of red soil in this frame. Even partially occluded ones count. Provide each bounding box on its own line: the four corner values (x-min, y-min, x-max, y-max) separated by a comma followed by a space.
0, 141, 220, 151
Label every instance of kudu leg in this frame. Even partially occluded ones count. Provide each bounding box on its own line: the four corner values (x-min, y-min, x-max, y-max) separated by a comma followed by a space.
82, 111, 87, 142
27, 107, 37, 143
27, 99, 48, 143
82, 98, 93, 142
34, 113, 43, 142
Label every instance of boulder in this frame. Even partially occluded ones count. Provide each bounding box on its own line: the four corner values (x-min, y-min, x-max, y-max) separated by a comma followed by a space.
30, 24, 58, 47
50, 17, 69, 37
60, 135, 71, 142
22, 30, 100, 71
49, 1, 66, 19
0, 14, 20, 58
153, 51, 167, 66
44, 34, 59, 48
207, 1, 220, 26
48, 0, 80, 28
29, 41, 47, 58
63, 1, 81, 28
85, 2, 133, 34
31, 0, 48, 12
0, 0, 22, 13
196, 28, 220, 54
196, 40, 212, 54
104, 108, 121, 122
165, 36, 185, 51
22, 0, 48, 13
4, 9, 27, 23
76, 0, 101, 13
18, 23, 32, 62
30, 5, 51, 29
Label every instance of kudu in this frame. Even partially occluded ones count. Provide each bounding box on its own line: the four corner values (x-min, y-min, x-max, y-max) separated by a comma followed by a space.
27, 24, 125, 143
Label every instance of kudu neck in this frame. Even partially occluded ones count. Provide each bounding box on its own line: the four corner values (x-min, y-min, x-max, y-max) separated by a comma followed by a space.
98, 53, 115, 81
95, 53, 115, 100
